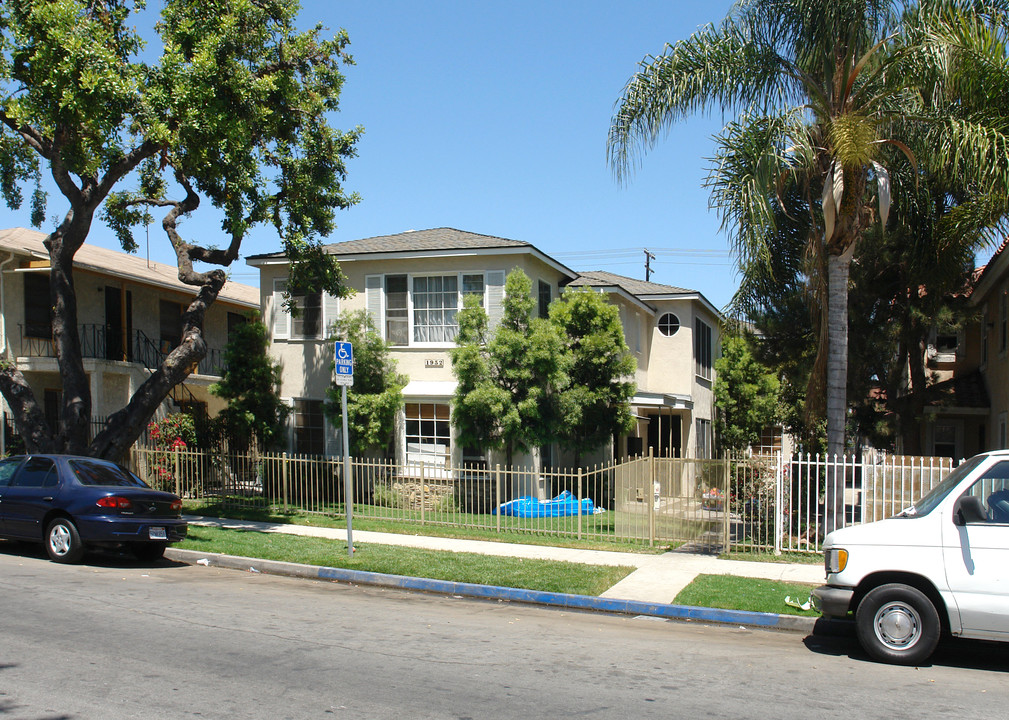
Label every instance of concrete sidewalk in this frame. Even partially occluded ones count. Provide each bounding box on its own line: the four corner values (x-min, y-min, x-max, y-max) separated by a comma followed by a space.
182, 516, 825, 623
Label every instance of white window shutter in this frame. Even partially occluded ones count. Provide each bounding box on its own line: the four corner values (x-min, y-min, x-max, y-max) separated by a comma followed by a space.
365, 275, 383, 337
272, 279, 289, 339
323, 292, 340, 337
486, 271, 505, 329
324, 414, 342, 457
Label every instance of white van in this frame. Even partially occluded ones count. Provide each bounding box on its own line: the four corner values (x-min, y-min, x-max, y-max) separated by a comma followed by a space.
812, 450, 1009, 665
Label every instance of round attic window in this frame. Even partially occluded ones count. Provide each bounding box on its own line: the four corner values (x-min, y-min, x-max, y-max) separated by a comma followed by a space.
658, 313, 680, 337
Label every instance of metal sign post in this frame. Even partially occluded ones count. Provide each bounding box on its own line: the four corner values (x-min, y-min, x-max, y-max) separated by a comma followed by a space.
334, 341, 354, 556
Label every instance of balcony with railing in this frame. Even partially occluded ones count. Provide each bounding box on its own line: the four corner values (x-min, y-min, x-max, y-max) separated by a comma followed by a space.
17, 324, 226, 377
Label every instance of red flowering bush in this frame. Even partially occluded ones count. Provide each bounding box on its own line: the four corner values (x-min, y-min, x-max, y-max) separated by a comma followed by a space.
147, 414, 197, 489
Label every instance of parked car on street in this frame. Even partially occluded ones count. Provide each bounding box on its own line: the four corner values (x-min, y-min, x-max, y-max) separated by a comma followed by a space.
0, 454, 187, 563
812, 450, 1009, 665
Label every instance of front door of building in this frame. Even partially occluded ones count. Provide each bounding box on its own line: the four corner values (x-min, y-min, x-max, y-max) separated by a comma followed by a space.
647, 413, 681, 458
105, 286, 133, 361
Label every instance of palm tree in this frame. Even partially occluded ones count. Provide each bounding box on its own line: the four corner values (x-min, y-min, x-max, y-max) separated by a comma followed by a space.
608, 0, 1009, 533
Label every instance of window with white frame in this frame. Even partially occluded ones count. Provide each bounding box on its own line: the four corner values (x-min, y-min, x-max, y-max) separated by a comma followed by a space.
413, 275, 459, 343
695, 318, 713, 380
385, 275, 409, 345
463, 274, 485, 305
272, 278, 336, 340
405, 403, 451, 466
658, 312, 680, 337
365, 271, 501, 346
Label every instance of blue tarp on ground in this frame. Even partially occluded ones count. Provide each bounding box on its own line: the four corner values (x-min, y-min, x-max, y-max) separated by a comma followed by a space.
496, 490, 597, 518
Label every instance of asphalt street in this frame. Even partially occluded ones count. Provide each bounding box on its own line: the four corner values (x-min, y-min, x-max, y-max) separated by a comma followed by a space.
1, 544, 1007, 720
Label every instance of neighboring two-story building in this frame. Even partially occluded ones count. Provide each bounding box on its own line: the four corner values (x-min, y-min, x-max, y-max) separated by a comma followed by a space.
912, 237, 1009, 459
0, 227, 259, 434
247, 228, 721, 468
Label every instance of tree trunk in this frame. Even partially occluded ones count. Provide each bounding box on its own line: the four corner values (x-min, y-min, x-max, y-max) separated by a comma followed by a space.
824, 247, 853, 536
47, 221, 97, 453
90, 278, 223, 462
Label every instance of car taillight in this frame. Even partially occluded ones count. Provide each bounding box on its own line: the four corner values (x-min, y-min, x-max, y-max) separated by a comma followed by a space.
96, 496, 133, 510
170, 499, 182, 512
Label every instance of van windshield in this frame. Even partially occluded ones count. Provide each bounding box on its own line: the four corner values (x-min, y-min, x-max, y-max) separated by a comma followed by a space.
905, 454, 987, 517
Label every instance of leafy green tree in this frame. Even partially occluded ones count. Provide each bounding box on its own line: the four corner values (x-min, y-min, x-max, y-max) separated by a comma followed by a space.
549, 287, 635, 463
0, 0, 361, 460
209, 314, 288, 451
326, 310, 406, 457
451, 293, 513, 457
608, 0, 1009, 530
714, 330, 782, 454
451, 269, 567, 471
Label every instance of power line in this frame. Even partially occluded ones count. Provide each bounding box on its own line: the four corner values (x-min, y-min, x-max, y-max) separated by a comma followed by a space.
553, 246, 730, 259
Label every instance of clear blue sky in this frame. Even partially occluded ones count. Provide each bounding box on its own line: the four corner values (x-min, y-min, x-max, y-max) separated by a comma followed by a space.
0, 1, 745, 307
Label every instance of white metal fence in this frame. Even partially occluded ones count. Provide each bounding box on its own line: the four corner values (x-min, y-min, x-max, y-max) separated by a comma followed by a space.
728, 452, 956, 554
124, 445, 956, 554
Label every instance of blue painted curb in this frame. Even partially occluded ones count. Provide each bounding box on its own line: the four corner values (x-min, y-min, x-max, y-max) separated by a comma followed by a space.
166, 548, 816, 633
316, 565, 785, 626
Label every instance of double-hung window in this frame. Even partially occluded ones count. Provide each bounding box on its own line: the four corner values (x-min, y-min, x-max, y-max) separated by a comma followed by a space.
413, 275, 459, 343
293, 399, 325, 455
462, 274, 485, 305
385, 275, 409, 345
367, 272, 499, 346
272, 278, 336, 340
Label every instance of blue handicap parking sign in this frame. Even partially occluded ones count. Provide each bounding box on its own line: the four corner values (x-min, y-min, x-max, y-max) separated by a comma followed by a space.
334, 341, 354, 384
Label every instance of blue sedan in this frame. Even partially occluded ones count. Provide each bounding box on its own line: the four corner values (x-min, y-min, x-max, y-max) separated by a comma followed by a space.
0, 454, 188, 563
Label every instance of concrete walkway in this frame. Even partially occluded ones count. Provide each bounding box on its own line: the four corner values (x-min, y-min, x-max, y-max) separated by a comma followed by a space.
185, 515, 824, 605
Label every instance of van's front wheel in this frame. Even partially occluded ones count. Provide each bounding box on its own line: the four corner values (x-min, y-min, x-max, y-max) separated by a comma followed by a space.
856, 583, 940, 665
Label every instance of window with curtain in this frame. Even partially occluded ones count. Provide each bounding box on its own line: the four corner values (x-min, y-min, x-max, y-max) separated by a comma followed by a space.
413, 275, 459, 343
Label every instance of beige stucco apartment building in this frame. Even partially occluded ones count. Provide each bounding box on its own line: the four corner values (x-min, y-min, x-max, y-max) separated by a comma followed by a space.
248, 228, 721, 469
0, 227, 259, 431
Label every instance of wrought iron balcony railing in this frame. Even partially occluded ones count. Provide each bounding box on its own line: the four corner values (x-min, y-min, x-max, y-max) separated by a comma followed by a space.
17, 324, 226, 378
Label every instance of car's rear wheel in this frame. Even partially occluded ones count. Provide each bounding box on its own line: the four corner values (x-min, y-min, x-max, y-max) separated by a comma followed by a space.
131, 542, 167, 562
45, 518, 85, 564
856, 583, 940, 665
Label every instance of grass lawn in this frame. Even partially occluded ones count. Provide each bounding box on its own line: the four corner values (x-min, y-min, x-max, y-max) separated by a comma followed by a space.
184, 500, 677, 554
176, 526, 635, 596
673, 574, 819, 616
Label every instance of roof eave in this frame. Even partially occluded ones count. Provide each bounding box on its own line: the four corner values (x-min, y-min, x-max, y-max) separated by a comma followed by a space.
247, 244, 580, 281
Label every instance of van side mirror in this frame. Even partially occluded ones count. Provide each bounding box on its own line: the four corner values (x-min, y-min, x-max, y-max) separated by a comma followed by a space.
954, 495, 988, 525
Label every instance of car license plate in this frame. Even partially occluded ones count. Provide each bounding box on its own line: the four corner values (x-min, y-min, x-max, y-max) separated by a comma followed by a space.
149, 527, 167, 540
